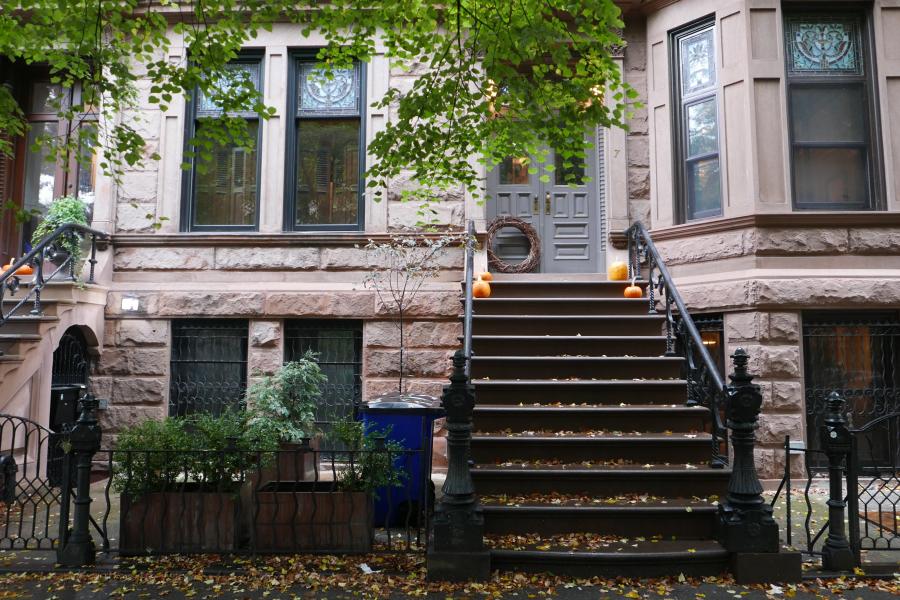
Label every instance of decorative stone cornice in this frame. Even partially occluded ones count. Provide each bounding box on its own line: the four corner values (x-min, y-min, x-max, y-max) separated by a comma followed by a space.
609, 212, 900, 249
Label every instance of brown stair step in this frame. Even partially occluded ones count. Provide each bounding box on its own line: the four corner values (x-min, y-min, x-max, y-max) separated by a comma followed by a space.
473, 404, 708, 432
471, 297, 655, 316
487, 538, 728, 578
470, 314, 665, 336
482, 502, 718, 538
472, 378, 687, 405
0, 315, 58, 335
468, 335, 668, 357
471, 432, 712, 463
472, 465, 729, 496
470, 355, 683, 379
482, 280, 650, 299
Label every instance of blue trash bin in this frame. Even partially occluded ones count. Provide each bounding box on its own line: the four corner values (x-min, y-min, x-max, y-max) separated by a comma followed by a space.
358, 394, 444, 527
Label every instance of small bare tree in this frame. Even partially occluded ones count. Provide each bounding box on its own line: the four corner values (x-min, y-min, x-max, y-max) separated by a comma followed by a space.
363, 232, 467, 394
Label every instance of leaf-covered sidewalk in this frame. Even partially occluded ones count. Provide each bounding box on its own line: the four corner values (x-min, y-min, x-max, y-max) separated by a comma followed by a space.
0, 553, 897, 599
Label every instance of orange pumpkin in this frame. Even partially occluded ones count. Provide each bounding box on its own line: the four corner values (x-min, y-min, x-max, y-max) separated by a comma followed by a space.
624, 278, 643, 299
3, 261, 34, 276
473, 278, 492, 298
607, 260, 628, 281
478, 271, 493, 282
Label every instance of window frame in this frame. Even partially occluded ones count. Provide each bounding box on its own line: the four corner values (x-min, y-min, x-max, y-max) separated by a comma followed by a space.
670, 16, 724, 224
783, 6, 884, 211
180, 51, 265, 233
283, 50, 367, 232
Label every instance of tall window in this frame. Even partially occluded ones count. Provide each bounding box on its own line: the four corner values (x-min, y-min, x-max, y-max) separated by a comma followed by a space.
182, 57, 262, 231
286, 58, 364, 231
673, 20, 722, 222
169, 319, 249, 416
784, 13, 879, 210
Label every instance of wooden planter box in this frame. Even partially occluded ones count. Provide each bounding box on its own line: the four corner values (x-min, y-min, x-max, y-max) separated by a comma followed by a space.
119, 487, 238, 555
251, 482, 373, 553
256, 439, 319, 484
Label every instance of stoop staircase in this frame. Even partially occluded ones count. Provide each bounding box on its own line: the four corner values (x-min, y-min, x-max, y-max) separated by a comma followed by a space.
467, 275, 731, 577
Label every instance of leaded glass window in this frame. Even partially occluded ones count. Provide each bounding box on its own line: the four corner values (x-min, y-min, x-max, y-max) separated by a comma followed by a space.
673, 21, 722, 222
183, 57, 262, 230
287, 58, 365, 230
784, 12, 878, 210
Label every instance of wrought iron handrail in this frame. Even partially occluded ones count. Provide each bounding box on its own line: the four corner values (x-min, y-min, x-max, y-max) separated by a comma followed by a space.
0, 223, 109, 335
625, 221, 728, 467
462, 219, 475, 376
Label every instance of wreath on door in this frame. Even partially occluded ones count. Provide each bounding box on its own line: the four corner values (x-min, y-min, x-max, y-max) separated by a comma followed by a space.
486, 216, 541, 273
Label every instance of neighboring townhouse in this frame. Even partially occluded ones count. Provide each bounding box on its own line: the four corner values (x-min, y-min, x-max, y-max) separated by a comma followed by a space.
1, 0, 899, 482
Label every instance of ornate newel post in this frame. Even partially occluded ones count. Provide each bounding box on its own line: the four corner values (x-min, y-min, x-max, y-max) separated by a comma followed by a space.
719, 349, 800, 583
427, 350, 490, 581
57, 394, 101, 566
718, 348, 779, 551
820, 391, 856, 571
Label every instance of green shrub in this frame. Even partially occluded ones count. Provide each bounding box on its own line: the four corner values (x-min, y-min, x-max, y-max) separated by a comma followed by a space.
30, 196, 89, 273
327, 419, 407, 496
246, 352, 326, 443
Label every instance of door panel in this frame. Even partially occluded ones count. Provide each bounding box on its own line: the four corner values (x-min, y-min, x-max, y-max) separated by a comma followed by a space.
487, 137, 602, 273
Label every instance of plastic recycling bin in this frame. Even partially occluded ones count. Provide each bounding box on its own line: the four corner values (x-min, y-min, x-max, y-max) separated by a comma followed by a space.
358, 394, 445, 527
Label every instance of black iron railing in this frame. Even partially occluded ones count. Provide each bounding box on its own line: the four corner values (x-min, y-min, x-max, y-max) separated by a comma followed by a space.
462, 220, 475, 376
625, 221, 728, 467
0, 223, 109, 336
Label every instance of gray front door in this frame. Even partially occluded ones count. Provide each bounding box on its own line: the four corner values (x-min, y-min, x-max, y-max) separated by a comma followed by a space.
487, 142, 601, 273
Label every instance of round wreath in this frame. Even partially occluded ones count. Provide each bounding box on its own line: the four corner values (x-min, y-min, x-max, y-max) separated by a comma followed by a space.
486, 216, 541, 273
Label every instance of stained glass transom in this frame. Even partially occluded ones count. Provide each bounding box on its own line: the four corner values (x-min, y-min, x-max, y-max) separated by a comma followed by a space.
787, 19, 862, 75
680, 28, 716, 96
298, 64, 359, 116
197, 63, 260, 113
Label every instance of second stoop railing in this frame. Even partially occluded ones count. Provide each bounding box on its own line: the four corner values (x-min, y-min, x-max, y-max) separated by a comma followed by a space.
626, 221, 728, 467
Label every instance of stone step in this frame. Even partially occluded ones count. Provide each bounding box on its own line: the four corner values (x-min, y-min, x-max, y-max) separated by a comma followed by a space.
472, 297, 654, 316
0, 333, 42, 355
470, 314, 665, 336
0, 315, 59, 335
471, 379, 687, 405
470, 433, 712, 464
472, 405, 708, 432
469, 335, 668, 357
470, 355, 683, 380
481, 280, 649, 299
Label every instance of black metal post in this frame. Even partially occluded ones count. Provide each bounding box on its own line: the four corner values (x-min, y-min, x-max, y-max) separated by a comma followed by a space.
88, 234, 97, 284
820, 391, 856, 571
427, 350, 490, 581
718, 348, 779, 553
57, 394, 102, 566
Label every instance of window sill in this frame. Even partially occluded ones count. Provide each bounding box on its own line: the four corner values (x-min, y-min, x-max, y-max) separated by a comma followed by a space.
111, 231, 456, 247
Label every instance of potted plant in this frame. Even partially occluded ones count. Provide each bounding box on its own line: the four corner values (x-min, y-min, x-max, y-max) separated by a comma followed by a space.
30, 195, 88, 278
245, 352, 327, 481
114, 409, 275, 555
251, 419, 406, 553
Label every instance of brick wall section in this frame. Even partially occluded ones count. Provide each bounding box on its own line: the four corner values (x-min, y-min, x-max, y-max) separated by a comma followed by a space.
624, 17, 650, 226
725, 311, 805, 480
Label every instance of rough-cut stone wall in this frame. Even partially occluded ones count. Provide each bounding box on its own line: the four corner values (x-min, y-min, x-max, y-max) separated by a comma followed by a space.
624, 18, 650, 227
724, 312, 805, 480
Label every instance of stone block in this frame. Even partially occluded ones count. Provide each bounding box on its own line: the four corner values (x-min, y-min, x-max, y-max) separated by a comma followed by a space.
157, 292, 266, 316
753, 278, 900, 308
772, 381, 803, 411
758, 413, 802, 445
762, 312, 800, 344
375, 291, 459, 318
758, 381, 773, 410
657, 229, 750, 265
250, 321, 280, 347
626, 136, 649, 168
365, 348, 452, 378
755, 228, 849, 255
100, 405, 165, 432
364, 378, 446, 400
115, 247, 214, 270
111, 378, 167, 405
725, 312, 759, 342
98, 348, 168, 376
754, 447, 777, 480
117, 171, 159, 202
366, 321, 461, 348
116, 319, 168, 346
248, 347, 283, 377
735, 344, 801, 379
627, 167, 650, 200
215, 247, 319, 270
265, 292, 374, 317
848, 228, 900, 254
90, 376, 113, 402
319, 247, 376, 270
388, 201, 465, 229
115, 202, 156, 233
105, 292, 158, 317
680, 280, 753, 312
